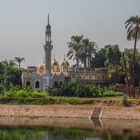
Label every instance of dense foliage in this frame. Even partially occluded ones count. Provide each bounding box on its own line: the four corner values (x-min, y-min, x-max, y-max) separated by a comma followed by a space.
67, 34, 140, 86
0, 61, 25, 86
67, 35, 97, 68
48, 80, 122, 98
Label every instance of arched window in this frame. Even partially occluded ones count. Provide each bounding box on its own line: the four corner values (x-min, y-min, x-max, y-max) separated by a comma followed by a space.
60, 81, 63, 85
26, 81, 30, 86
54, 81, 58, 86
35, 81, 40, 88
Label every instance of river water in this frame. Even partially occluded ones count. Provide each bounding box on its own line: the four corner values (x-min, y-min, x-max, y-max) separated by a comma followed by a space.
0, 117, 140, 140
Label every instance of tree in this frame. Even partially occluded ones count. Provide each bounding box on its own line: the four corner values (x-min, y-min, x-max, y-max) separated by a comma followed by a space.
105, 45, 121, 67
81, 38, 96, 67
3, 66, 24, 86
107, 64, 125, 84
91, 48, 106, 68
2, 59, 16, 67
67, 35, 83, 67
125, 16, 140, 97
121, 49, 140, 97
67, 35, 97, 68
0, 62, 5, 83
14, 57, 25, 68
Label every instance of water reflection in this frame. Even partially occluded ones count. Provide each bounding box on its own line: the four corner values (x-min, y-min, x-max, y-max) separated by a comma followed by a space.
0, 117, 140, 140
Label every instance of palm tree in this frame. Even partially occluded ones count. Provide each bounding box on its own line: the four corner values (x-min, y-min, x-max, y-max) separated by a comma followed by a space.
2, 59, 16, 67
125, 15, 140, 97
81, 39, 96, 68
67, 35, 83, 67
14, 57, 25, 68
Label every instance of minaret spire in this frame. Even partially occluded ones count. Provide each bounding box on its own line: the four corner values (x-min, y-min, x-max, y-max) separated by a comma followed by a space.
48, 14, 50, 24
43, 14, 53, 74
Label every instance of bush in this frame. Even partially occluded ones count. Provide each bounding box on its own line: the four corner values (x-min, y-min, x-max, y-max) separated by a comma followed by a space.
122, 94, 130, 106
48, 81, 103, 97
30, 92, 47, 98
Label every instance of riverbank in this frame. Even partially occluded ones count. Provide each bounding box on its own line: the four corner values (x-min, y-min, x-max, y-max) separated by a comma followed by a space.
1, 116, 140, 131
0, 104, 140, 120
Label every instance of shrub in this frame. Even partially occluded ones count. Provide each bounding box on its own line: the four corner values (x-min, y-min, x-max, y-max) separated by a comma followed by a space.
30, 92, 47, 98
48, 81, 103, 97
122, 94, 130, 106
103, 90, 123, 97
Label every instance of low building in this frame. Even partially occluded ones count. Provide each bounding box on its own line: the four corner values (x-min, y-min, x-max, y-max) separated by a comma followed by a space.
70, 67, 107, 84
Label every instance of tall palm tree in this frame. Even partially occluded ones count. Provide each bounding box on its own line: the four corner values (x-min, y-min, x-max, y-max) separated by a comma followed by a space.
67, 35, 83, 67
2, 59, 16, 67
81, 39, 96, 68
14, 57, 25, 68
125, 15, 140, 97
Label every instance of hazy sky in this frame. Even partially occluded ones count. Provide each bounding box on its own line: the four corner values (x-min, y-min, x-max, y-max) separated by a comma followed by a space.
0, 0, 140, 67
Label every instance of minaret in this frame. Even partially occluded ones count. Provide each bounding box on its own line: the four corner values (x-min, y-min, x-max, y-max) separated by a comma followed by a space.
43, 14, 53, 73
42, 15, 53, 90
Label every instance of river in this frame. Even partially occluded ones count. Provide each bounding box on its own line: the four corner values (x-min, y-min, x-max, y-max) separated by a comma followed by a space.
0, 117, 140, 140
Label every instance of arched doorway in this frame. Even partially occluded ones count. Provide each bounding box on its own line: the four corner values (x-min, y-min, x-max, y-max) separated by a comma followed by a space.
35, 81, 40, 88
60, 81, 63, 85
26, 81, 30, 86
54, 81, 58, 86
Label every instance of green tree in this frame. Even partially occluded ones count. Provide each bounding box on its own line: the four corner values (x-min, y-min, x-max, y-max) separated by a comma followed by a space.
105, 45, 121, 67
81, 38, 96, 67
67, 35, 83, 67
2, 59, 16, 67
0, 62, 5, 83
125, 15, 140, 96
3, 66, 24, 86
91, 48, 106, 68
107, 64, 125, 84
14, 57, 25, 68
121, 49, 140, 97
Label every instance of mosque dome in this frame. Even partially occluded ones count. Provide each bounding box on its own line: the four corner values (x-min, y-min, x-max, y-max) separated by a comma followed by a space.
51, 56, 59, 66
51, 56, 60, 72
37, 64, 45, 75
60, 56, 69, 66
60, 56, 69, 73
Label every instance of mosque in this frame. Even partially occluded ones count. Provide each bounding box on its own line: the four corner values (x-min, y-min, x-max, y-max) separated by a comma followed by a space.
21, 16, 107, 91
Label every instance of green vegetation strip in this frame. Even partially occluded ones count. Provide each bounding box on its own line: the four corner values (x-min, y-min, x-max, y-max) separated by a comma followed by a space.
0, 96, 123, 105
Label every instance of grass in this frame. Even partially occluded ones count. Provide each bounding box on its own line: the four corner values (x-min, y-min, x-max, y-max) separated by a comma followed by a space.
0, 95, 124, 105
0, 95, 140, 107
103, 90, 123, 97
0, 89, 125, 105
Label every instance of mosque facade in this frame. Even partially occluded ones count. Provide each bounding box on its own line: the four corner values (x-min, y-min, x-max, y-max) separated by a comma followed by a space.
22, 16, 70, 91
21, 16, 107, 91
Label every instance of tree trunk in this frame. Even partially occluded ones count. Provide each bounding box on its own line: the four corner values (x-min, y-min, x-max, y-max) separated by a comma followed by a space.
122, 52, 130, 96
76, 58, 79, 68
138, 80, 140, 97
18, 62, 20, 68
88, 57, 90, 68
84, 57, 86, 68
132, 25, 138, 98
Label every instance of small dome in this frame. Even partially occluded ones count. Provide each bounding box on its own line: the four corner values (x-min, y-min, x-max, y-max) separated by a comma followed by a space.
51, 56, 60, 73
37, 64, 45, 75
51, 56, 59, 67
60, 56, 69, 66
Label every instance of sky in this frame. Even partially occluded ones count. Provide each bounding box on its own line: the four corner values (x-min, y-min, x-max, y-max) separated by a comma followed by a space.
0, 0, 140, 67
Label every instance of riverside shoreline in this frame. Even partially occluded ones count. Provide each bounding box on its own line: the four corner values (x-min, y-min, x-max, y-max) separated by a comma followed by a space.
0, 104, 140, 120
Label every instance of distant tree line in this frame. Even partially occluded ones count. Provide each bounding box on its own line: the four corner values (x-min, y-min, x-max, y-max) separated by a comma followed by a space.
67, 15, 140, 97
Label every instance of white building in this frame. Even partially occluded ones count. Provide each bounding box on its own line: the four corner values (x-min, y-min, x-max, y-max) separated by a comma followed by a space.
22, 15, 70, 91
